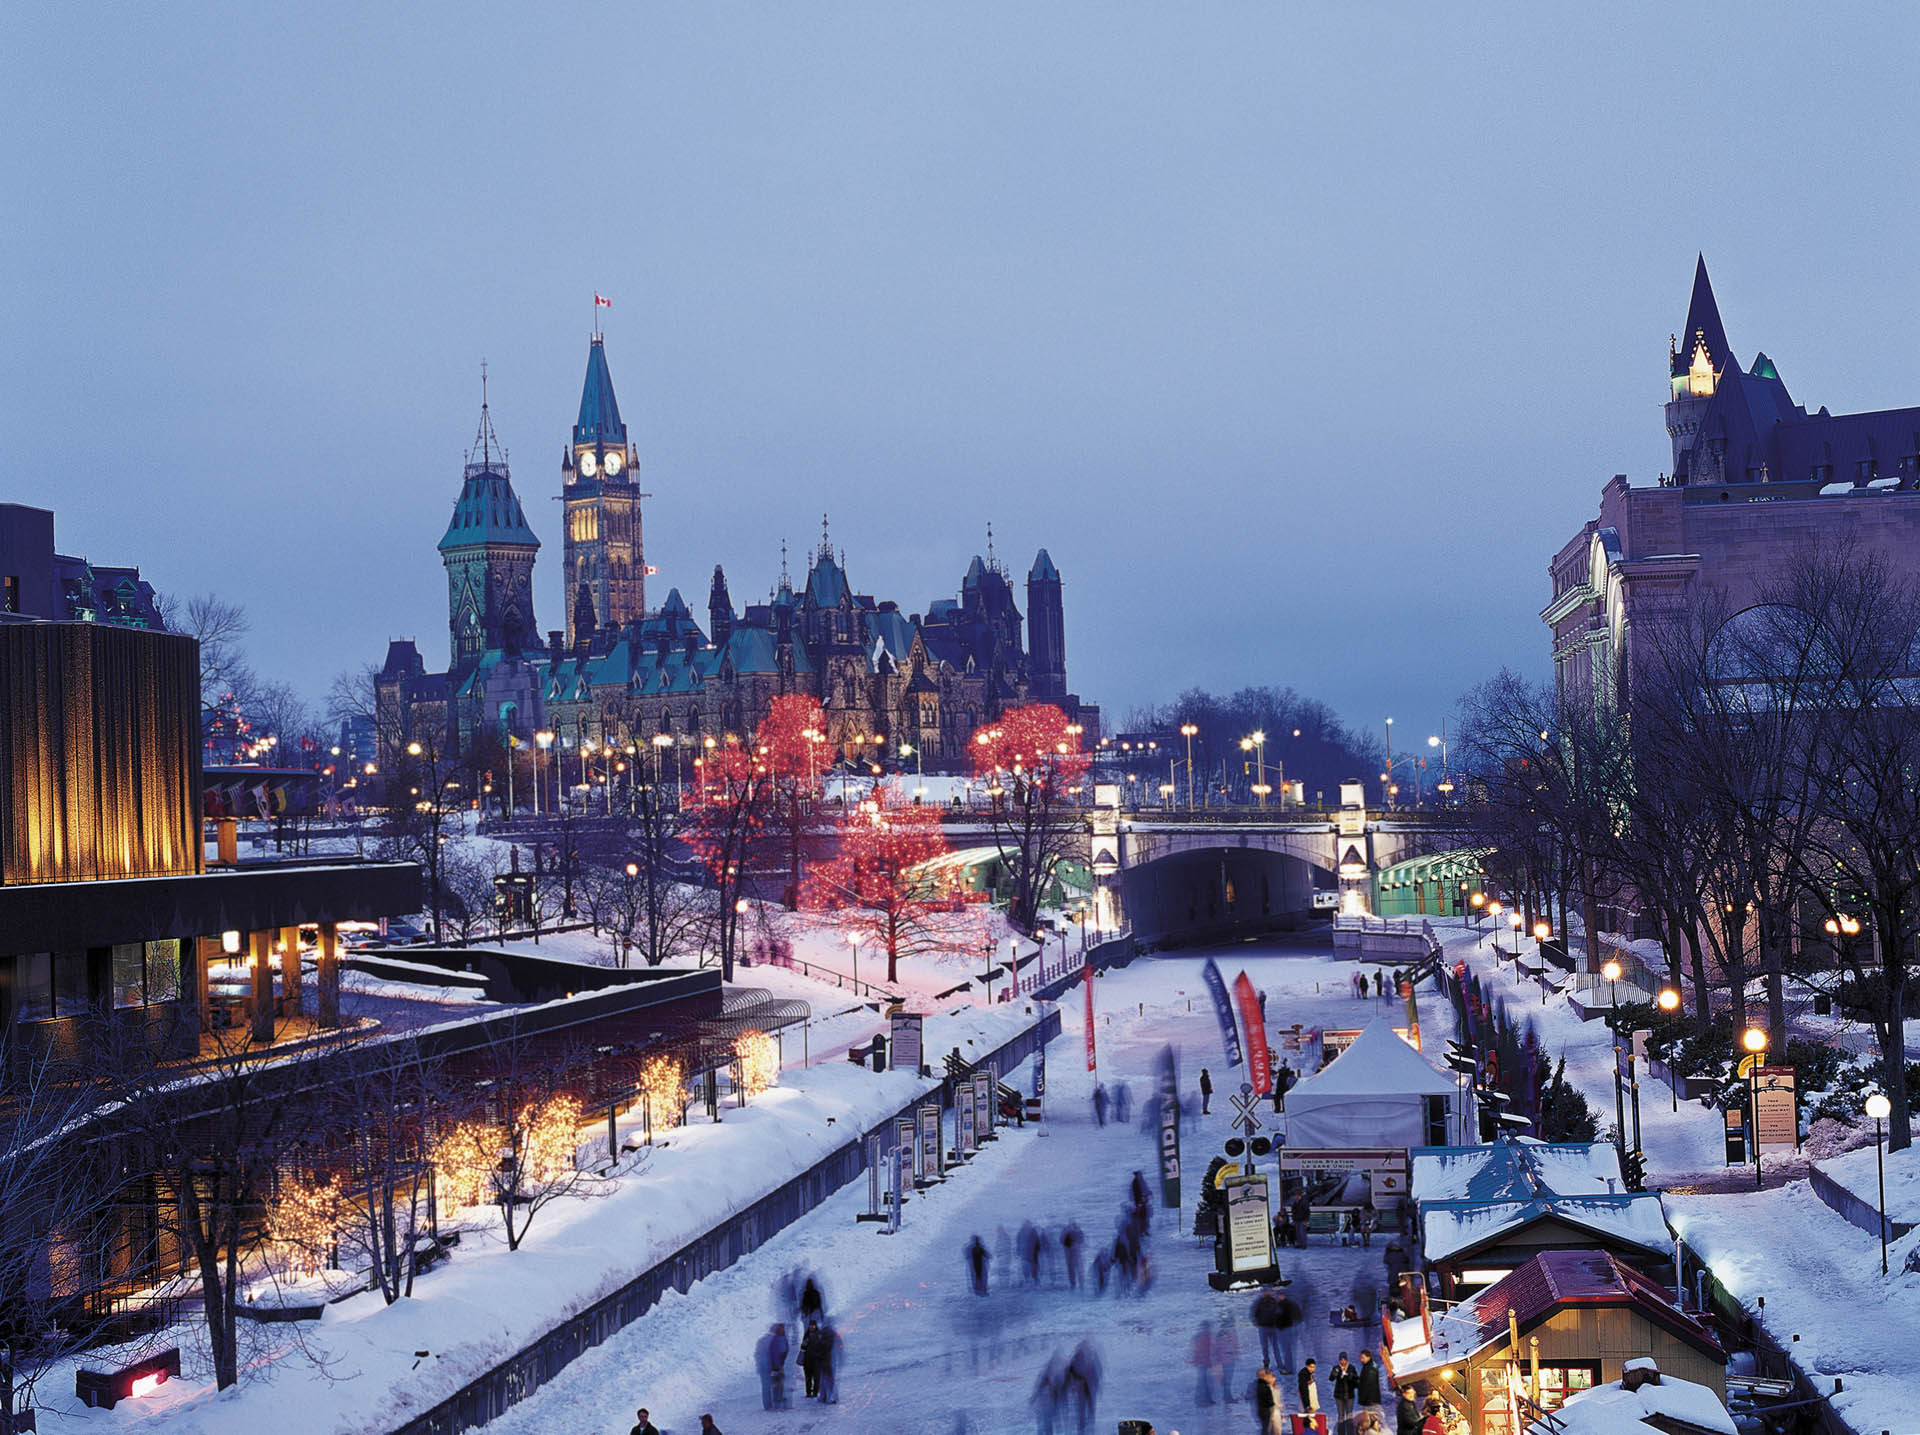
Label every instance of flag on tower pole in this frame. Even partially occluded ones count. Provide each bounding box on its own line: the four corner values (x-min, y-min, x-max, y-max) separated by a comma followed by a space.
594, 293, 611, 308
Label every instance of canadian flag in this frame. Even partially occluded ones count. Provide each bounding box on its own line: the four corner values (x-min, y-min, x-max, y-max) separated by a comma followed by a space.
594, 293, 611, 308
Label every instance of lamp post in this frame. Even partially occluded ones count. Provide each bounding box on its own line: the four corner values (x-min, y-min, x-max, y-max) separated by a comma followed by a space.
534, 730, 554, 817
1428, 729, 1450, 805
848, 933, 860, 996
1180, 723, 1198, 810
1604, 958, 1626, 1163
1384, 716, 1394, 808
1657, 988, 1681, 1111
1867, 1091, 1892, 1274
1742, 1025, 1769, 1190
1470, 891, 1485, 930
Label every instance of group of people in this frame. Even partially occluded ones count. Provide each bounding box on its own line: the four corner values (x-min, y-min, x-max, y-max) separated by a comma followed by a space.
1350, 968, 1405, 1001
1028, 1341, 1104, 1435
755, 1269, 842, 1411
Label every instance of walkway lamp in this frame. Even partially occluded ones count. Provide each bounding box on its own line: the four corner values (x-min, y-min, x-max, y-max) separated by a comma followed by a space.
1742, 1026, 1769, 1190
1604, 958, 1625, 1161
1470, 891, 1485, 929
1657, 988, 1681, 1110
1867, 1091, 1893, 1274
1179, 723, 1198, 809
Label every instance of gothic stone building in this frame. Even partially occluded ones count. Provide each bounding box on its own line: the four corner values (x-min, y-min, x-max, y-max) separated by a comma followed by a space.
378, 334, 1097, 772
1546, 256, 1920, 713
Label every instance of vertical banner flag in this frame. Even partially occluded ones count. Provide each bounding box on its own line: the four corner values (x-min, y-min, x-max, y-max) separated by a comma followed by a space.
1202, 958, 1244, 1068
1233, 971, 1272, 1095
887, 1145, 902, 1234
1084, 958, 1097, 1073
1156, 1044, 1183, 1210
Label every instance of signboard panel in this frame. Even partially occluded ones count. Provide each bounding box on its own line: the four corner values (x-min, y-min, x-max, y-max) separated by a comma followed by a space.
917, 1103, 942, 1184
897, 1115, 919, 1184
1223, 1176, 1275, 1274
1320, 1027, 1415, 1064
890, 1012, 923, 1075
959, 1086, 977, 1155
1276, 1148, 1409, 1209
1754, 1066, 1798, 1149
974, 1070, 994, 1136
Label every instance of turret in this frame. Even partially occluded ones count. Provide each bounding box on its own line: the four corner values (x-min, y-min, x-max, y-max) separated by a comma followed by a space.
1027, 548, 1066, 700
1665, 255, 1733, 479
708, 565, 734, 649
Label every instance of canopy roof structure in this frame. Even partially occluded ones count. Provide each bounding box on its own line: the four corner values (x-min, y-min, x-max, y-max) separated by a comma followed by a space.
1283, 1018, 1454, 1149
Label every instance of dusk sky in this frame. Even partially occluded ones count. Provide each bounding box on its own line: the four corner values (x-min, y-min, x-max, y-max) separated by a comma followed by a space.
6, 5, 1917, 738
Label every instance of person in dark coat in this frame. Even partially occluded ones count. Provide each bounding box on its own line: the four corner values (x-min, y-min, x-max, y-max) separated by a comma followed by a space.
629, 1409, 659, 1435
1330, 1352, 1360, 1431
1130, 1169, 1151, 1219
766, 1322, 790, 1409
966, 1234, 991, 1295
799, 1275, 824, 1323
800, 1318, 827, 1398
1199, 1068, 1214, 1114
1356, 1349, 1385, 1422
1296, 1358, 1321, 1416
698, 1418, 723, 1435
1112, 1081, 1132, 1124
1061, 1221, 1083, 1289
1093, 1082, 1109, 1127
1254, 1366, 1283, 1434
1395, 1388, 1423, 1435
1251, 1291, 1284, 1370
818, 1320, 841, 1403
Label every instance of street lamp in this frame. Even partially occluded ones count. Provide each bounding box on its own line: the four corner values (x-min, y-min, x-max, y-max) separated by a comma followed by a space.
1867, 1091, 1893, 1274
1470, 891, 1485, 929
847, 933, 861, 995
1179, 723, 1198, 809
1657, 988, 1681, 1110
1742, 1025, 1770, 1190
534, 730, 555, 817
1603, 958, 1626, 1161
1384, 716, 1394, 808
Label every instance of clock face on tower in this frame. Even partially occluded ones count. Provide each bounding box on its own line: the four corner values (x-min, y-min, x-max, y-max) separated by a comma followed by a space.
603, 450, 623, 476
577, 450, 599, 478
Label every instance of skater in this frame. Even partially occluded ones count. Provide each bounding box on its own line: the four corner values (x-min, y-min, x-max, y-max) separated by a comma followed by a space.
1251, 1290, 1284, 1370
1254, 1366, 1283, 1435
1276, 1293, 1302, 1371
698, 1417, 723, 1435
1093, 1083, 1109, 1127
818, 1319, 841, 1403
1331, 1352, 1360, 1433
1130, 1169, 1151, 1219
1031, 1353, 1067, 1435
1395, 1388, 1423, 1435
1064, 1341, 1102, 1435
1019, 1222, 1042, 1284
1199, 1068, 1214, 1114
766, 1322, 791, 1409
1214, 1315, 1240, 1403
799, 1274, 824, 1324
1191, 1321, 1216, 1406
966, 1234, 991, 1295
1297, 1358, 1321, 1418
1092, 1244, 1113, 1294
1359, 1206, 1378, 1250
1112, 1081, 1132, 1124
629, 1410, 659, 1435
1356, 1349, 1385, 1426
1061, 1221, 1083, 1289
800, 1317, 827, 1399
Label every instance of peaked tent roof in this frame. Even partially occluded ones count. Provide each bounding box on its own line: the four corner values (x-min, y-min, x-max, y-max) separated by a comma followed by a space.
574, 336, 628, 447
1672, 254, 1734, 378
1291, 1018, 1455, 1098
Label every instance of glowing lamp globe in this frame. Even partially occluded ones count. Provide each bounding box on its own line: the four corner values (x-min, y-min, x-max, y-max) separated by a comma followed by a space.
1602, 960, 1622, 982
1867, 1093, 1893, 1121
1742, 1027, 1769, 1055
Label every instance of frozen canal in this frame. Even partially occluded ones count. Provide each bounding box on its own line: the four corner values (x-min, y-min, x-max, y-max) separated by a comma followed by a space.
488, 937, 1457, 1435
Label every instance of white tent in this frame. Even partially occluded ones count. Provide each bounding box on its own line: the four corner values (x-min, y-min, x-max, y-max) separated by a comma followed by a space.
1285, 1018, 1456, 1149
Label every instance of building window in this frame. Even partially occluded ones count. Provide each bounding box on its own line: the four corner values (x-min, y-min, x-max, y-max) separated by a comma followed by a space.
14, 951, 89, 1022
1480, 1361, 1598, 1430
112, 940, 181, 1008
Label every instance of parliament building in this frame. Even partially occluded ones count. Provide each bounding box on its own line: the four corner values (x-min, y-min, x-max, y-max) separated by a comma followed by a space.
377, 333, 1097, 773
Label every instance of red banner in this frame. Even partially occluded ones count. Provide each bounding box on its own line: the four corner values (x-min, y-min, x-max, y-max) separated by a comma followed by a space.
1084, 959, 1096, 1073
1234, 971, 1271, 1095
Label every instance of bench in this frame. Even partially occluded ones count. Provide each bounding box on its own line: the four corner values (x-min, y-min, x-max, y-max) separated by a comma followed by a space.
76, 1348, 180, 1409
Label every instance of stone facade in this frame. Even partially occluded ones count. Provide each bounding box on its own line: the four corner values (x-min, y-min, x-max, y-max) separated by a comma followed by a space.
1546, 257, 1920, 711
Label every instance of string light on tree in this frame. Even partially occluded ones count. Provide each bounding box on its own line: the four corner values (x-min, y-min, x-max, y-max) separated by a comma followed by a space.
736, 1030, 780, 1097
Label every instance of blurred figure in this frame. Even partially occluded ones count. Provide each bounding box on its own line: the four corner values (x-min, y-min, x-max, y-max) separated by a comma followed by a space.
1031, 1351, 1067, 1435
1093, 1082, 1109, 1127
1199, 1067, 1214, 1114
1191, 1320, 1216, 1406
1255, 1367, 1283, 1435
1019, 1222, 1041, 1284
1112, 1081, 1132, 1124
1064, 1341, 1102, 1435
1214, 1314, 1239, 1403
800, 1317, 827, 1399
1251, 1290, 1284, 1370
966, 1234, 991, 1295
766, 1322, 791, 1409
818, 1319, 842, 1404
1061, 1221, 1083, 1289
799, 1273, 825, 1324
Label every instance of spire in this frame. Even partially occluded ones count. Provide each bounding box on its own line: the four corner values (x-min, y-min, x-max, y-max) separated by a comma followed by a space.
1671, 254, 1733, 379
1029, 548, 1060, 582
468, 361, 505, 473
574, 336, 628, 447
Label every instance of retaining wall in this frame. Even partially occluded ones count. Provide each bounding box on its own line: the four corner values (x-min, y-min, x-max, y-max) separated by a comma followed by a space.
388, 1006, 1060, 1435
1807, 1163, 1915, 1245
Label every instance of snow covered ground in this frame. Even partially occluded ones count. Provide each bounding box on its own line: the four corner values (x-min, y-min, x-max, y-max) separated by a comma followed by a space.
31, 995, 1047, 1435
473, 941, 1458, 1435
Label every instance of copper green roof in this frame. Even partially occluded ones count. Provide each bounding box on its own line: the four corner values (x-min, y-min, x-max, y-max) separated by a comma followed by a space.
574, 336, 628, 447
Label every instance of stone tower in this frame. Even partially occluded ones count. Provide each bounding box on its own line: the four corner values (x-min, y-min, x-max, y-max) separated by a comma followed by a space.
1665, 254, 1733, 479
1026, 548, 1066, 700
438, 382, 539, 668
708, 564, 734, 650
562, 333, 644, 648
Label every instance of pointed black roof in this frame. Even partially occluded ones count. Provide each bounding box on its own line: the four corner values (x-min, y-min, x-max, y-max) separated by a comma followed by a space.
1672, 254, 1734, 379
574, 336, 628, 447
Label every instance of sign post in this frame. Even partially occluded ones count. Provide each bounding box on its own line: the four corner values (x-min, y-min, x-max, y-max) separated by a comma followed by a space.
1228, 1082, 1265, 1177
1208, 1174, 1281, 1291
896, 1114, 920, 1186
857, 1133, 887, 1222
959, 1083, 978, 1157
1753, 1065, 1799, 1150
917, 1102, 944, 1185
885, 1145, 903, 1234
890, 1011, 923, 1076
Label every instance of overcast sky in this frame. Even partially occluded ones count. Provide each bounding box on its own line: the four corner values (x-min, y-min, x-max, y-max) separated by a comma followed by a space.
5, 4, 1917, 739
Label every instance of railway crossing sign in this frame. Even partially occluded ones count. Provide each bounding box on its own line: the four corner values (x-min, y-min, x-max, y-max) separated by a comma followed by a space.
1229, 1082, 1265, 1140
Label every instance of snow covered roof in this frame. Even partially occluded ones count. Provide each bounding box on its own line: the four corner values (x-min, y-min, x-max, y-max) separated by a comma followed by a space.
1420, 1193, 1673, 1264
1411, 1139, 1624, 1204
1527, 1369, 1735, 1435
1291, 1018, 1455, 1098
